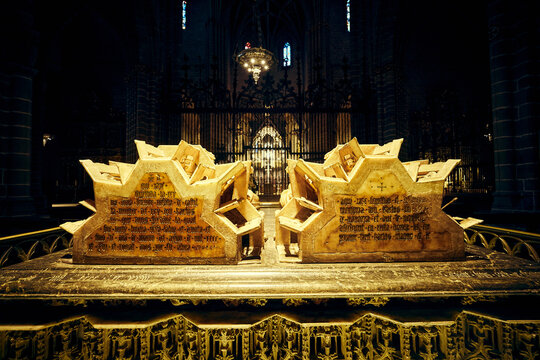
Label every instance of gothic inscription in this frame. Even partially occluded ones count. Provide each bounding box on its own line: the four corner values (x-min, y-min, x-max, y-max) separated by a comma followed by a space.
86, 172, 225, 258
319, 195, 432, 253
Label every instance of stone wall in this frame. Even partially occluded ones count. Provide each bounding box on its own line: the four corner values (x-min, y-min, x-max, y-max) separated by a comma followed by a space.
489, 0, 540, 212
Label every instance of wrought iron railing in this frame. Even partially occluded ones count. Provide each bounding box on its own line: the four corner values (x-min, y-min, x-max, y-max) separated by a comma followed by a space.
465, 224, 540, 263
0, 227, 73, 268
1, 223, 539, 268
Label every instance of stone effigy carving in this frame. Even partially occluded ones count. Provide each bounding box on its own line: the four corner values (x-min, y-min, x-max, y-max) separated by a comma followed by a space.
62, 140, 264, 264
276, 138, 464, 262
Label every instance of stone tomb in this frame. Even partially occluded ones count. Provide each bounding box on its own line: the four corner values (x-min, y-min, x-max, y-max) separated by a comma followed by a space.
62, 140, 264, 264
276, 138, 464, 262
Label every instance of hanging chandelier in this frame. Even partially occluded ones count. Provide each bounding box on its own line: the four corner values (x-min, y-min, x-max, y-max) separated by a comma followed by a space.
235, 1, 275, 84
236, 47, 275, 84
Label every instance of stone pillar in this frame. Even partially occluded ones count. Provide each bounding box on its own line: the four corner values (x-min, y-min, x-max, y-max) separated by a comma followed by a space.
125, 65, 163, 162
0, 1, 38, 217
361, 0, 408, 157
489, 0, 540, 212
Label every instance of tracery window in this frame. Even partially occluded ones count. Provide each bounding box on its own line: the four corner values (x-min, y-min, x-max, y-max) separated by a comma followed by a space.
346, 0, 351, 32
283, 42, 291, 67
182, 1, 187, 30
253, 126, 283, 149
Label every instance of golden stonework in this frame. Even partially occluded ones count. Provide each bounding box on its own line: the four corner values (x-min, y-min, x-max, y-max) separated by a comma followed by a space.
62, 140, 264, 264
276, 138, 465, 262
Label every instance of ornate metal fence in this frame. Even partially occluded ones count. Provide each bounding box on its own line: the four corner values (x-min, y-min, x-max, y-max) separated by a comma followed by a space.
1, 223, 539, 268
0, 228, 72, 268
170, 60, 359, 197
465, 224, 540, 263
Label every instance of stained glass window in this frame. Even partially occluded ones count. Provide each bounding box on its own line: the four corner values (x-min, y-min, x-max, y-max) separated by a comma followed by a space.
182, 1, 187, 30
346, 0, 351, 32
283, 42, 291, 67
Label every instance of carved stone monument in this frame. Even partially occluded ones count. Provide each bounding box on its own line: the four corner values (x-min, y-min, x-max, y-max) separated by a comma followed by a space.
276, 138, 464, 262
62, 140, 264, 264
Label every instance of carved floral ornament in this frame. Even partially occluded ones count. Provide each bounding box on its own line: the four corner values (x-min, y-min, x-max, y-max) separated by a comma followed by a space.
1, 312, 538, 359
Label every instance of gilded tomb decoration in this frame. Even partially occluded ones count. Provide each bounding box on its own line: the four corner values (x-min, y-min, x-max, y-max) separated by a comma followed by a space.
62, 140, 264, 264
276, 138, 464, 262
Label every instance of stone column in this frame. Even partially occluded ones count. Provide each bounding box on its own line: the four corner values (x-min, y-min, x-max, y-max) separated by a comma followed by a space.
0, 1, 38, 217
362, 0, 408, 157
125, 65, 163, 162
489, 0, 540, 212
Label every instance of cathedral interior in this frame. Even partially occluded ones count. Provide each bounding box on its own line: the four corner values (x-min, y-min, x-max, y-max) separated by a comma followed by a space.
0, 0, 539, 359
2, 0, 538, 229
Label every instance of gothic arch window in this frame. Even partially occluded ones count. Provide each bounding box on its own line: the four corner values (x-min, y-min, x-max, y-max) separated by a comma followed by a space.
283, 42, 291, 67
253, 126, 283, 149
182, 1, 187, 29
346, 0, 351, 32
252, 125, 285, 194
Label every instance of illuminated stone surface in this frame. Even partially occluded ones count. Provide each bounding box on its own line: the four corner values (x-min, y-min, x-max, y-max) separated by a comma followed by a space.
276, 138, 464, 262
62, 140, 263, 264
0, 245, 538, 299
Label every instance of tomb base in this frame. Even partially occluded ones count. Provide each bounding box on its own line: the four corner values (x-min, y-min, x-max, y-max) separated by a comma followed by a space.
1, 246, 539, 359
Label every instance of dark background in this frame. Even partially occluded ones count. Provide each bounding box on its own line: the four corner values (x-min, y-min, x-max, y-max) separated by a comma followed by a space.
1, 0, 538, 234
